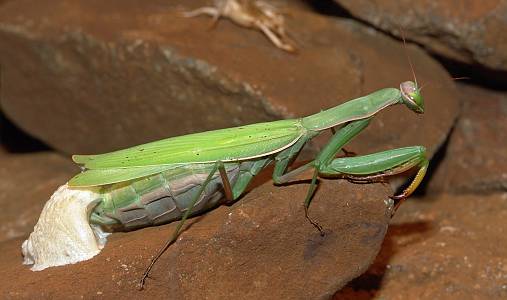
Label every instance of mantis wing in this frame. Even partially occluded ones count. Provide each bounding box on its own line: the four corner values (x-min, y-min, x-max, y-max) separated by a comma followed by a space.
68, 165, 178, 187
69, 119, 303, 187
73, 119, 302, 169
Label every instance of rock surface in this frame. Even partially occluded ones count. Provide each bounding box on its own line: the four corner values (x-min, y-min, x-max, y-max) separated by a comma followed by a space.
0, 148, 76, 242
428, 84, 507, 194
0, 0, 458, 157
334, 0, 507, 71
335, 192, 507, 299
1, 167, 392, 299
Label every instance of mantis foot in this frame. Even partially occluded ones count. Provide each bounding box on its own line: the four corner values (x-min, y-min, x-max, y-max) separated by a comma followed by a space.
305, 205, 325, 236
138, 274, 148, 291
389, 193, 408, 216
138, 261, 155, 291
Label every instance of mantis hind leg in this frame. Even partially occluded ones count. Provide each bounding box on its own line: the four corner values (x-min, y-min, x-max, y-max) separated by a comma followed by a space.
138, 158, 272, 289
138, 162, 220, 290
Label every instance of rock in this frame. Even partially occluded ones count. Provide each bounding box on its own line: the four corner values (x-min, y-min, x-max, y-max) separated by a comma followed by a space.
0, 0, 458, 158
335, 193, 507, 299
428, 84, 507, 194
333, 0, 507, 72
0, 148, 76, 242
1, 170, 393, 299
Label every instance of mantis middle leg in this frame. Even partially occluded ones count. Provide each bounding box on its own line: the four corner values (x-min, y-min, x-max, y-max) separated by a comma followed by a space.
272, 119, 372, 233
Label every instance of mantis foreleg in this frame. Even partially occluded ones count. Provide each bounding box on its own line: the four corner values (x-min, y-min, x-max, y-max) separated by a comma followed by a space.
272, 119, 427, 233
320, 146, 429, 214
272, 119, 371, 184
388, 159, 429, 211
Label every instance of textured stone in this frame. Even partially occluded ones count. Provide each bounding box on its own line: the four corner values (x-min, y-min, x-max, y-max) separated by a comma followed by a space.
334, 0, 507, 71
335, 193, 507, 299
428, 84, 507, 194
0, 0, 458, 158
1, 170, 392, 299
0, 148, 76, 242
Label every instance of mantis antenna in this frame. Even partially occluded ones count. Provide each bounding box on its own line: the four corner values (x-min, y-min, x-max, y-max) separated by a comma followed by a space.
399, 26, 419, 87
420, 77, 470, 91
398, 25, 469, 90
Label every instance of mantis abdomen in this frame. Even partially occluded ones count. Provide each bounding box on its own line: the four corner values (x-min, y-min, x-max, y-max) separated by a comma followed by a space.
90, 161, 257, 231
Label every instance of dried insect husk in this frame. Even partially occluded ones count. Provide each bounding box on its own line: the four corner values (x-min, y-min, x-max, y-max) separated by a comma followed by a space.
22, 184, 110, 271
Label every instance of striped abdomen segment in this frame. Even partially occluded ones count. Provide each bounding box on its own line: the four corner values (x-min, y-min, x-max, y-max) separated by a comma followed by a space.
91, 163, 245, 231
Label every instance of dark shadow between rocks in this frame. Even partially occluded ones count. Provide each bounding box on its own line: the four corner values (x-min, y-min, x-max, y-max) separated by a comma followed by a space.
301, 0, 354, 18
304, 1, 507, 90
430, 55, 507, 91
412, 120, 457, 197
333, 220, 433, 299
0, 111, 50, 153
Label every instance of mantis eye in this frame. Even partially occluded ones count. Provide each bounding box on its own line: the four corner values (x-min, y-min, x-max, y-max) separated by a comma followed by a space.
400, 81, 424, 114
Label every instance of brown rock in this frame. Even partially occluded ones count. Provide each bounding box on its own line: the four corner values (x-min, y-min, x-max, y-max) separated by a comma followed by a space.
429, 84, 507, 194
334, 0, 507, 71
0, 148, 76, 242
0, 0, 458, 158
335, 193, 507, 299
1, 171, 393, 299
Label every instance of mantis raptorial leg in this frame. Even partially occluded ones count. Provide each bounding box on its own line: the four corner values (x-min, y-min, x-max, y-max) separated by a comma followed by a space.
272, 118, 428, 232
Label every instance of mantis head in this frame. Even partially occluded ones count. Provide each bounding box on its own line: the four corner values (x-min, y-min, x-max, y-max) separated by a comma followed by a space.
400, 81, 424, 114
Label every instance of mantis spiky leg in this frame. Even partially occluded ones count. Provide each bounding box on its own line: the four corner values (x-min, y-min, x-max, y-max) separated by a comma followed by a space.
320, 146, 429, 214
388, 159, 429, 211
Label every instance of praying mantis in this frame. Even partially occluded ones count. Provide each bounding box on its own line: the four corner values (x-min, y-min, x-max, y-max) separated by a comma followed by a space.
68, 80, 428, 289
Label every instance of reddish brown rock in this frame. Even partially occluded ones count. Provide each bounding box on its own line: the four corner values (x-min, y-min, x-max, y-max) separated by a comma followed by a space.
335, 193, 507, 299
429, 84, 507, 194
1, 170, 393, 299
334, 0, 507, 71
0, 148, 76, 242
0, 0, 458, 158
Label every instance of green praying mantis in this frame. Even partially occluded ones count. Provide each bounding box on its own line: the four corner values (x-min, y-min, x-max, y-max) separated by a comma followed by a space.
68, 80, 428, 289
